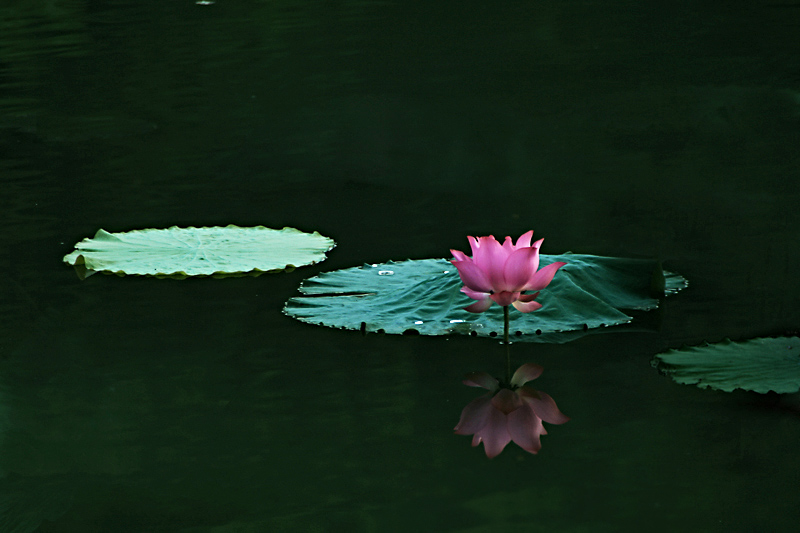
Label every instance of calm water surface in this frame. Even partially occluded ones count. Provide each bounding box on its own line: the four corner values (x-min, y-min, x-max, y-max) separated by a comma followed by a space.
2, 1, 799, 531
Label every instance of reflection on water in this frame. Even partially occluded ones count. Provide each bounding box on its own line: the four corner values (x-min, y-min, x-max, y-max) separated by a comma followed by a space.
2, 0, 800, 531
454, 363, 569, 459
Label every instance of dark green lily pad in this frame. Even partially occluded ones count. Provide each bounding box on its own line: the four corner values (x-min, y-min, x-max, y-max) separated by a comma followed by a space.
63, 225, 335, 279
652, 337, 800, 394
283, 254, 686, 342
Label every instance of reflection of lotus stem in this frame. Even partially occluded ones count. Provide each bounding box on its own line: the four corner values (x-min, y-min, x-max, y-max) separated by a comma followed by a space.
504, 306, 510, 382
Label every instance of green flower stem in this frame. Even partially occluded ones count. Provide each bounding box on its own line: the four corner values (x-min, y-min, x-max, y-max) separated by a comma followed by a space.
504, 305, 510, 383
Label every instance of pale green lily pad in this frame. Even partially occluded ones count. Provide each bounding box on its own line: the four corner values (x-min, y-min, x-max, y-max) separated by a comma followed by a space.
63, 225, 335, 279
652, 337, 800, 394
283, 254, 686, 343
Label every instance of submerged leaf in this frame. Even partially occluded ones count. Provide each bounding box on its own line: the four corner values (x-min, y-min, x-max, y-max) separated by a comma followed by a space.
283, 254, 685, 342
63, 225, 335, 279
652, 337, 800, 394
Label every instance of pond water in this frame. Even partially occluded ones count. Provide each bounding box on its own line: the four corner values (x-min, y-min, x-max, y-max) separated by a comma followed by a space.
2, 1, 799, 531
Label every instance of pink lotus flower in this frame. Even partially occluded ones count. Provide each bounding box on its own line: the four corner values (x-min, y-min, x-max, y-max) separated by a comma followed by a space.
454, 363, 568, 458
450, 231, 566, 313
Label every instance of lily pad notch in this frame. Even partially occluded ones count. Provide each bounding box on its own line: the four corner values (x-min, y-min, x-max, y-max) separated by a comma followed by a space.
63, 225, 336, 279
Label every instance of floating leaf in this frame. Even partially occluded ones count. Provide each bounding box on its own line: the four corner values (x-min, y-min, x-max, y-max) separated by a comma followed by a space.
284, 254, 685, 342
63, 226, 335, 279
652, 337, 800, 394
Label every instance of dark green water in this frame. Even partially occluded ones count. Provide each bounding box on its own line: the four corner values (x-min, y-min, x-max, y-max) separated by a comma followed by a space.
2, 1, 799, 531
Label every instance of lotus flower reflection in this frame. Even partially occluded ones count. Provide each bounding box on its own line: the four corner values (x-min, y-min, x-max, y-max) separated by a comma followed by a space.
455, 363, 568, 458
450, 231, 566, 313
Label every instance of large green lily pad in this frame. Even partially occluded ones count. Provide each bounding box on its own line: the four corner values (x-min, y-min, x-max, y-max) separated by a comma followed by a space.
652, 336, 800, 394
284, 254, 686, 342
63, 225, 335, 279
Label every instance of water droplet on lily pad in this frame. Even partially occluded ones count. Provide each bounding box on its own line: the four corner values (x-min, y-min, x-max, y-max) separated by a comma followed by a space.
63, 225, 335, 279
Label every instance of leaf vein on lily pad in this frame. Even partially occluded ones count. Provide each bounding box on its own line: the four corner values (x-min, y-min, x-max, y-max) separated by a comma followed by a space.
652, 337, 800, 394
